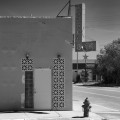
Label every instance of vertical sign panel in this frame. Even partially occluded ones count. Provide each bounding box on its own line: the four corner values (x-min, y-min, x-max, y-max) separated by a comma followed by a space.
75, 4, 85, 52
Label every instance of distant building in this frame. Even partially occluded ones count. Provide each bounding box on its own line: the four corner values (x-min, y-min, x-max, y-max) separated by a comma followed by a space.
0, 16, 72, 111
72, 59, 97, 83
72, 41, 100, 83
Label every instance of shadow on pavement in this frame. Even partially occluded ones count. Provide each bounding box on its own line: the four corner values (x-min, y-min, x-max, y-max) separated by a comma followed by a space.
0, 111, 23, 113
0, 111, 49, 114
28, 111, 49, 114
72, 116, 84, 118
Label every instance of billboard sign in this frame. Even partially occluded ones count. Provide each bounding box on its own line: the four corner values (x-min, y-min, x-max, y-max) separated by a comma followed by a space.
81, 41, 96, 52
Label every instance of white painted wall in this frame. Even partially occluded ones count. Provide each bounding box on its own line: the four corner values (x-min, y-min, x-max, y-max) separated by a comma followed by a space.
34, 68, 51, 110
0, 17, 72, 110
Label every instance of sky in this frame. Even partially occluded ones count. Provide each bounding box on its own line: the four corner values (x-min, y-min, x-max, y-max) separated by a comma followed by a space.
0, 0, 120, 58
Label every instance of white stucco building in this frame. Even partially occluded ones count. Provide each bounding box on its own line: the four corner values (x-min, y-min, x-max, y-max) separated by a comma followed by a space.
0, 16, 72, 111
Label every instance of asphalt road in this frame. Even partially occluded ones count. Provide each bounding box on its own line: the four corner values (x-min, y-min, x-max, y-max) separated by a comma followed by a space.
73, 84, 120, 119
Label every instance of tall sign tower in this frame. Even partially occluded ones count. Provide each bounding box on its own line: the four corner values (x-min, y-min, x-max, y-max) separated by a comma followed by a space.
75, 3, 85, 52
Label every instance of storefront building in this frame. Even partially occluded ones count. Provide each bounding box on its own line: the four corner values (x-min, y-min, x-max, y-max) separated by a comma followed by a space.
0, 16, 72, 111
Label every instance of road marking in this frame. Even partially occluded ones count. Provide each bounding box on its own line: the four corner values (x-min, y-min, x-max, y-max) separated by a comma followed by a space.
74, 90, 120, 99
73, 85, 120, 93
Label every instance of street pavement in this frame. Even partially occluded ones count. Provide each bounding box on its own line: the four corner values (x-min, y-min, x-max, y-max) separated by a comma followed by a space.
73, 83, 120, 120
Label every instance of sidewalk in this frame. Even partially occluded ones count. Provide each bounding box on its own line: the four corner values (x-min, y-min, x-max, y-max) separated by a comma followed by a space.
0, 101, 104, 120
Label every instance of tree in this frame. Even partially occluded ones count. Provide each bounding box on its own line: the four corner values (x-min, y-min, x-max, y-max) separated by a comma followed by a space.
81, 70, 89, 82
96, 38, 120, 84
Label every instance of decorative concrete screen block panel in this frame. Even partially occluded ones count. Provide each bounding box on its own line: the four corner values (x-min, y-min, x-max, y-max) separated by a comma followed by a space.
52, 58, 65, 110
21, 58, 33, 71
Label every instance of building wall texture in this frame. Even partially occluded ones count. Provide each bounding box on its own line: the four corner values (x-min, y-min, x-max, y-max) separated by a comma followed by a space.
0, 17, 72, 111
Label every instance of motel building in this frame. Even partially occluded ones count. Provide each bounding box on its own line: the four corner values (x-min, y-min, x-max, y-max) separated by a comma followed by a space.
72, 50, 98, 83
72, 3, 99, 83
0, 16, 73, 111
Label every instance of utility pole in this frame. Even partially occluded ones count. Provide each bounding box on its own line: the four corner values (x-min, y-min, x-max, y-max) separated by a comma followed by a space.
83, 53, 88, 82
77, 51, 79, 75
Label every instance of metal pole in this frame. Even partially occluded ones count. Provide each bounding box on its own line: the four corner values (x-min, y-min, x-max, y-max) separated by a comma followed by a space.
57, 0, 70, 17
84, 52, 88, 82
76, 51, 79, 83
85, 53, 86, 82
77, 51, 78, 75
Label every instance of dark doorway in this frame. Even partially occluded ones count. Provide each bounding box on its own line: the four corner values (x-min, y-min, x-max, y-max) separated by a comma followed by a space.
25, 71, 34, 108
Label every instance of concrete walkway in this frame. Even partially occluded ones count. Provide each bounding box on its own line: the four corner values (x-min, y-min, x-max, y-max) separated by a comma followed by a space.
0, 101, 104, 120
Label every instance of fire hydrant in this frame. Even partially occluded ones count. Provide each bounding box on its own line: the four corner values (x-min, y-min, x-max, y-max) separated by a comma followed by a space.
82, 97, 92, 117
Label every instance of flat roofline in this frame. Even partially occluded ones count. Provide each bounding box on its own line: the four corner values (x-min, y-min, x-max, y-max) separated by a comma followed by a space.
0, 16, 71, 19
72, 59, 97, 64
